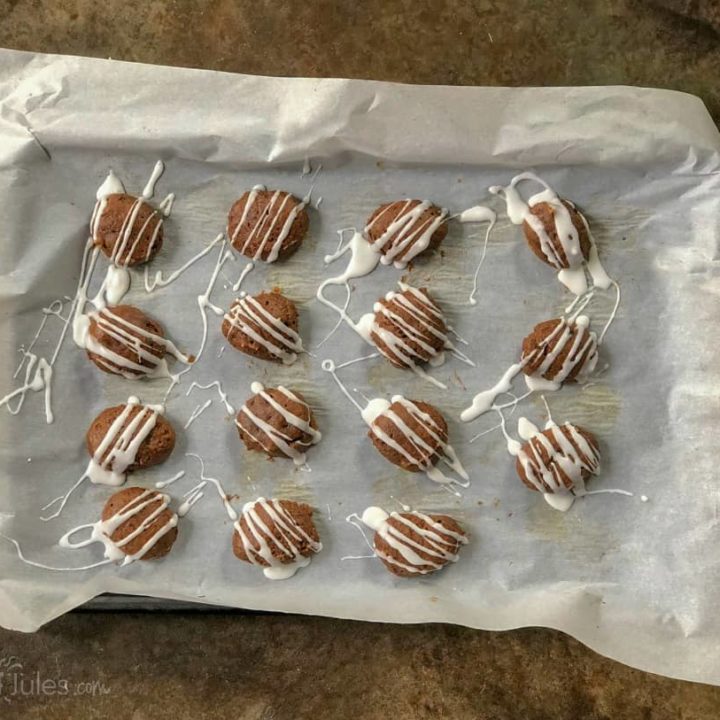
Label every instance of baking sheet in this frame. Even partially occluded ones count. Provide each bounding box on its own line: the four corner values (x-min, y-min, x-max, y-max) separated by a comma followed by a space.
1, 49, 720, 685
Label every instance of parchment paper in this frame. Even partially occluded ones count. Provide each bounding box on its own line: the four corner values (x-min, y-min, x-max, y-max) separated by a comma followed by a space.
1, 49, 719, 685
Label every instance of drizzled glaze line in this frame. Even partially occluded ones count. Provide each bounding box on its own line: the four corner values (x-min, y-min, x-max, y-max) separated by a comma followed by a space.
235, 497, 322, 580
458, 205, 496, 305
186, 381, 236, 415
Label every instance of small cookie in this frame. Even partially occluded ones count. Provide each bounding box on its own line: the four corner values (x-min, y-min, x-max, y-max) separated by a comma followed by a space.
222, 291, 302, 364
232, 498, 322, 579
522, 199, 591, 270
515, 422, 600, 494
235, 383, 321, 465
92, 193, 164, 266
227, 188, 309, 262
360, 506, 467, 577
100, 487, 178, 561
521, 316, 598, 387
368, 397, 448, 473
85, 305, 189, 379
86, 399, 175, 479
369, 284, 447, 369
365, 199, 448, 268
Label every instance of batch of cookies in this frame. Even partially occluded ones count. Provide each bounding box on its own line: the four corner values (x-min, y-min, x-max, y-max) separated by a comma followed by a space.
15, 163, 620, 582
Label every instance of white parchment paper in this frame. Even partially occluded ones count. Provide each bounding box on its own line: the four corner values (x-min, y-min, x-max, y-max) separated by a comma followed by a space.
1, 49, 719, 685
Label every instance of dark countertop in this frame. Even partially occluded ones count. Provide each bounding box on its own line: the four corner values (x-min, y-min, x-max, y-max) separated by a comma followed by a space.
1, 1, 719, 718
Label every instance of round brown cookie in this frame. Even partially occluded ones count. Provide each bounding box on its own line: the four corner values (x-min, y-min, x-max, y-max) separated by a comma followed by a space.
236, 386, 320, 461
227, 189, 309, 262
522, 200, 591, 269
521, 318, 596, 383
232, 499, 320, 566
101, 487, 178, 561
368, 399, 447, 472
365, 200, 448, 266
374, 512, 466, 578
222, 291, 300, 363
92, 193, 164, 266
86, 305, 166, 378
86, 404, 175, 471
371, 286, 446, 368
515, 424, 599, 493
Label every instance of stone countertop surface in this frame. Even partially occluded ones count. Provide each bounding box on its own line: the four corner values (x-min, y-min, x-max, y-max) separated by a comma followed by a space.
0, 1, 719, 718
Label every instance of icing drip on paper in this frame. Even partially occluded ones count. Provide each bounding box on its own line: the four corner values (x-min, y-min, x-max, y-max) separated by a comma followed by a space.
236, 382, 322, 466
316, 228, 381, 347
458, 205, 496, 305
186, 381, 236, 415
42, 397, 165, 520
321, 360, 469, 489
144, 233, 225, 292
489, 171, 612, 295
365, 200, 448, 269
359, 506, 467, 575
224, 294, 304, 365
234, 497, 322, 580
186, 453, 237, 521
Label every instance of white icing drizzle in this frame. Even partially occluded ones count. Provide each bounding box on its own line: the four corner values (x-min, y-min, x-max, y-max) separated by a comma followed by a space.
229, 185, 309, 263
365, 200, 448, 269
155, 470, 186, 489
41, 397, 165, 520
186, 381, 235, 415
235, 382, 322, 466
489, 172, 612, 295
360, 506, 467, 575
144, 233, 224, 292
458, 205, 496, 305
234, 497, 322, 580
186, 453, 237, 521
90, 161, 173, 268
223, 294, 304, 365
232, 261, 254, 292
163, 239, 231, 400
315, 228, 381, 347
321, 360, 468, 488
461, 314, 599, 422
178, 482, 206, 517
184, 399, 212, 429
